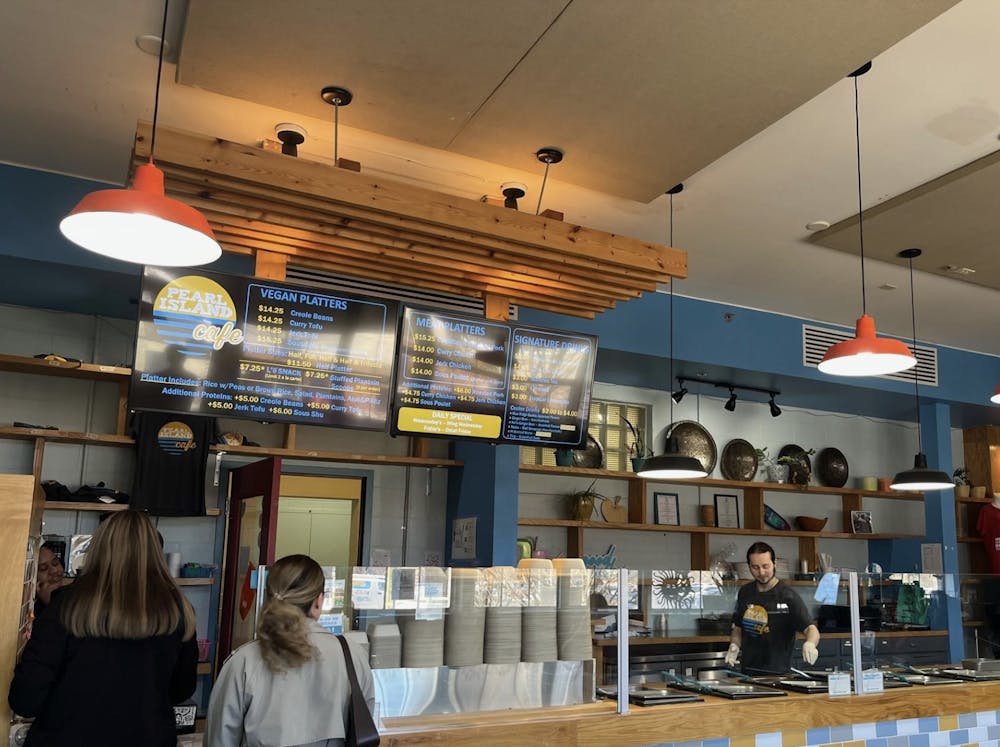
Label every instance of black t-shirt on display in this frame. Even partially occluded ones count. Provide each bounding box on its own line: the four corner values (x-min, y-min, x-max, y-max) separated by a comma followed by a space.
732, 579, 813, 674
131, 412, 214, 516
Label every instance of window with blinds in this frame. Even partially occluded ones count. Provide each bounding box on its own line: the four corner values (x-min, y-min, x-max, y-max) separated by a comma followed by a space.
519, 399, 650, 472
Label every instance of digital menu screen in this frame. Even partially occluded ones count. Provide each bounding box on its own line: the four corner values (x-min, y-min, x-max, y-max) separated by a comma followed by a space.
392, 307, 597, 446
131, 267, 399, 430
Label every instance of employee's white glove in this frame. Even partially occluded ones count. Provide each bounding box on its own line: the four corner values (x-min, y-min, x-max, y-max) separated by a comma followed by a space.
724, 642, 740, 667
802, 641, 819, 665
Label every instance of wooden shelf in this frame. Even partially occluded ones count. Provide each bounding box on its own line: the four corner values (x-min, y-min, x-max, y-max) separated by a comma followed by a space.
519, 464, 922, 500
211, 443, 462, 468
0, 353, 130, 382
176, 577, 214, 586
593, 630, 948, 646
0, 426, 133, 446
959, 536, 984, 544
45, 501, 221, 517
517, 517, 920, 541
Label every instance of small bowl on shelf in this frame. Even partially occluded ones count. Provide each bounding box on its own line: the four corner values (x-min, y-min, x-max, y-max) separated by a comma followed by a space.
794, 515, 828, 532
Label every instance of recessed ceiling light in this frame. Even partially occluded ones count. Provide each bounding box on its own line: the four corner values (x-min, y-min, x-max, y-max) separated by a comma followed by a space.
805, 220, 831, 231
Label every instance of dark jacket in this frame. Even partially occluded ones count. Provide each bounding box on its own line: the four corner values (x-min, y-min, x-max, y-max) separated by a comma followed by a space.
8, 586, 198, 747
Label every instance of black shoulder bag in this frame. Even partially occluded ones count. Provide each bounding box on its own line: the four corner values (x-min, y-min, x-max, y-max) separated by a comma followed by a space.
336, 635, 380, 747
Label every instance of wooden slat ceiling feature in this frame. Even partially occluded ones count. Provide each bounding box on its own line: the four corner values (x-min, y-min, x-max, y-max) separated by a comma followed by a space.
132, 122, 686, 317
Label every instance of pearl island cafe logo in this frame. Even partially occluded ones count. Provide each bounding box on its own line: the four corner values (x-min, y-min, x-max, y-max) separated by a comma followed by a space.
152, 276, 245, 356
157, 421, 198, 455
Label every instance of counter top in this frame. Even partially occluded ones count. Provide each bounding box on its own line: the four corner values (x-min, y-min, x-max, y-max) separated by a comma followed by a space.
380, 679, 1000, 747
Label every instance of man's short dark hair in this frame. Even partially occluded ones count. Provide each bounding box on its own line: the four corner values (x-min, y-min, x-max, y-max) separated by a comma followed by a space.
746, 541, 775, 564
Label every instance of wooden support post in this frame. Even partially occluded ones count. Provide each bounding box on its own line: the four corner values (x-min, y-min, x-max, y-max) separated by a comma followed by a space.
116, 380, 129, 436
842, 494, 862, 533
283, 424, 297, 450
254, 250, 288, 281
627, 479, 645, 524
798, 536, 819, 574
30, 438, 46, 536
567, 525, 584, 559
484, 293, 510, 322
743, 487, 764, 530
690, 532, 710, 570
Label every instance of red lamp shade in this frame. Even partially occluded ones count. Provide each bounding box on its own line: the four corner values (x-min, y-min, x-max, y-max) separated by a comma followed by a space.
59, 162, 222, 266
991, 384, 1000, 404
817, 314, 916, 377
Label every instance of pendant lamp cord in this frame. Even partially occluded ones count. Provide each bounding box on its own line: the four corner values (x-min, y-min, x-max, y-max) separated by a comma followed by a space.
334, 102, 340, 164
668, 192, 675, 424
149, 0, 169, 162
854, 74, 867, 316
535, 159, 552, 216
907, 256, 922, 444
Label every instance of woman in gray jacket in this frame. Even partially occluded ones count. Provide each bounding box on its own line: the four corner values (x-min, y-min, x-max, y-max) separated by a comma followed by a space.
205, 554, 375, 747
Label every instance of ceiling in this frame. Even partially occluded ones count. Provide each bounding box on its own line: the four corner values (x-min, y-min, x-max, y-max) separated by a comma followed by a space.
1, 0, 999, 361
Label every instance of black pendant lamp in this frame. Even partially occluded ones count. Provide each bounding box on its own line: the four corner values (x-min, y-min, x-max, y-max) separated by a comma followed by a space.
638, 184, 707, 480
890, 248, 953, 492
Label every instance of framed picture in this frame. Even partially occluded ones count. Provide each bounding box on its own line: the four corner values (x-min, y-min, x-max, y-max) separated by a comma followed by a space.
714, 494, 740, 528
653, 492, 680, 526
851, 510, 874, 534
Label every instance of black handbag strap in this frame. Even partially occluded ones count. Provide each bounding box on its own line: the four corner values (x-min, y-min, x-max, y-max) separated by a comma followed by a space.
336, 635, 380, 747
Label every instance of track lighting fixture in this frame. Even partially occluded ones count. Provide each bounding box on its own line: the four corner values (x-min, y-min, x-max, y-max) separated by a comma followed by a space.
674, 377, 782, 416
724, 388, 737, 412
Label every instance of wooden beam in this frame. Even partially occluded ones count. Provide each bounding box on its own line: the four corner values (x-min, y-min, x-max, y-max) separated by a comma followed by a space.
254, 250, 288, 280
484, 294, 510, 322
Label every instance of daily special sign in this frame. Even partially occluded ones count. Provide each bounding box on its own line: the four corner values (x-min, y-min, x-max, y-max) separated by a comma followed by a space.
131, 267, 399, 430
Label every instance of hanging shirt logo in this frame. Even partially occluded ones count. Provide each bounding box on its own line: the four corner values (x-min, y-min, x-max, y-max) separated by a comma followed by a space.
742, 603, 770, 637
157, 422, 198, 455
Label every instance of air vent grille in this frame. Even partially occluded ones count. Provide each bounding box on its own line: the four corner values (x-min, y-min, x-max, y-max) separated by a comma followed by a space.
284, 266, 518, 319
802, 324, 938, 386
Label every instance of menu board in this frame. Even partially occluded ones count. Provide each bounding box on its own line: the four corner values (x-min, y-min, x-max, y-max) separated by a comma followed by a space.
392, 307, 597, 447
131, 267, 398, 430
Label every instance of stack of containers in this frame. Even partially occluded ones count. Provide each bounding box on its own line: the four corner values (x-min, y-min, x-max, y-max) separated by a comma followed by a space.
399, 614, 445, 667
517, 557, 557, 662
367, 622, 402, 669
553, 557, 591, 661
483, 566, 522, 664
444, 567, 485, 666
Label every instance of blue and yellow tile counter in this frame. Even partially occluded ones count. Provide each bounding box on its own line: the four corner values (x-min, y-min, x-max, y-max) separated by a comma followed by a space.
381, 681, 1000, 747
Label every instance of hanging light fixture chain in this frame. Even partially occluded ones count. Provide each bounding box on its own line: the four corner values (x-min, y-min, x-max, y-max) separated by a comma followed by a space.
668, 191, 675, 423
535, 160, 551, 216
334, 102, 340, 165
853, 74, 867, 316
149, 0, 170, 160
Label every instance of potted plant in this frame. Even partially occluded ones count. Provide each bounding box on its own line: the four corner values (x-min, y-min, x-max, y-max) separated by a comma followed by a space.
953, 467, 971, 498
565, 479, 606, 521
755, 447, 788, 483
623, 416, 653, 472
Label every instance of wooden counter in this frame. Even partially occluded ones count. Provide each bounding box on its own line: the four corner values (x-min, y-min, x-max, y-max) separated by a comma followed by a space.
379, 680, 1000, 747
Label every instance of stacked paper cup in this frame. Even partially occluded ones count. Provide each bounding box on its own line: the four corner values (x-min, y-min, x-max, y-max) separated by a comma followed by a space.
366, 622, 402, 669
518, 558, 558, 662
444, 567, 485, 667
553, 557, 592, 661
484, 566, 521, 664
399, 614, 445, 668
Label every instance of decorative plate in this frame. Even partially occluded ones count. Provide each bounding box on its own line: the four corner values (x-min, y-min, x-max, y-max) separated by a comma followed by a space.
572, 433, 605, 469
778, 444, 812, 485
764, 504, 791, 531
721, 438, 758, 481
665, 420, 718, 475
816, 447, 849, 488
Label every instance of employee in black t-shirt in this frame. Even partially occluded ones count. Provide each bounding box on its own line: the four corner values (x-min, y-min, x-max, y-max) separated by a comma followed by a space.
725, 541, 820, 674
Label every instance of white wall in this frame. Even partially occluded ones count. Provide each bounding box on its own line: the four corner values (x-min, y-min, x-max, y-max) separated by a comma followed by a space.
518, 381, 962, 571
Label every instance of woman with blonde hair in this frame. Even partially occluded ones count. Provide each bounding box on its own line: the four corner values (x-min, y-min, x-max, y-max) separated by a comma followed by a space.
205, 553, 375, 747
8, 510, 198, 746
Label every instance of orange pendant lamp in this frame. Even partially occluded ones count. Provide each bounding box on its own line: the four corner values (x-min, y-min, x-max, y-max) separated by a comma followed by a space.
991, 384, 1000, 405
817, 62, 915, 378
59, 0, 221, 267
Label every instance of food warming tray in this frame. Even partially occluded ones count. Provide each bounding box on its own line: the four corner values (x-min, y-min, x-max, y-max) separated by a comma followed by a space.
934, 668, 1000, 682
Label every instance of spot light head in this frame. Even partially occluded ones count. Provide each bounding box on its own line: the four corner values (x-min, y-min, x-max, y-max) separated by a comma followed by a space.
724, 388, 737, 412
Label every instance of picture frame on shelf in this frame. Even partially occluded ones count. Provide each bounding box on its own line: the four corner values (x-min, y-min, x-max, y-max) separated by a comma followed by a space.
714, 494, 740, 528
653, 492, 680, 526
851, 510, 874, 535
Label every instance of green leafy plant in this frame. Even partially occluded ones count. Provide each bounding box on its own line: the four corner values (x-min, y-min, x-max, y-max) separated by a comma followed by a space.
623, 416, 653, 458
953, 467, 972, 487
565, 479, 608, 521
